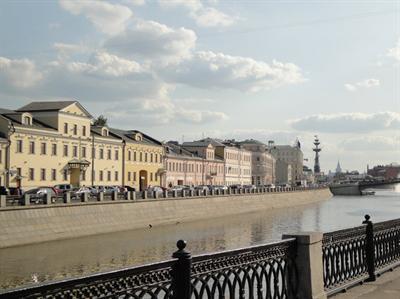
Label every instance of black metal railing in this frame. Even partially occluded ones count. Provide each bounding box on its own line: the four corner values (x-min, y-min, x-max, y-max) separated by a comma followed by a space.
0, 239, 298, 299
322, 215, 400, 295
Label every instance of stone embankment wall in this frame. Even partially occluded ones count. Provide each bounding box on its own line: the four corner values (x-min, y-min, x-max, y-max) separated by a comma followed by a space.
0, 189, 331, 248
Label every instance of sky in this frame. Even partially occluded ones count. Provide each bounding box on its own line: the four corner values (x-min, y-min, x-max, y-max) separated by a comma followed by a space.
0, 0, 399, 173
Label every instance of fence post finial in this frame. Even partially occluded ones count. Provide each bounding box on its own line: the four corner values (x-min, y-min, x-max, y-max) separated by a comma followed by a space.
171, 240, 192, 299
362, 214, 376, 281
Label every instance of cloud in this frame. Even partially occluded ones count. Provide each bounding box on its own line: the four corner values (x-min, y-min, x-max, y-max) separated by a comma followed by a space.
340, 136, 400, 152
290, 112, 400, 133
387, 39, 400, 61
159, 0, 236, 27
123, 0, 146, 6
57, 51, 144, 78
344, 78, 380, 92
106, 97, 228, 126
167, 51, 305, 92
0, 56, 43, 88
59, 0, 133, 35
105, 20, 197, 65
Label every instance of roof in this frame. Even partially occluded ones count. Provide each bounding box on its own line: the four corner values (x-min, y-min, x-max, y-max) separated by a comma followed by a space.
165, 142, 197, 157
238, 139, 266, 145
107, 128, 162, 146
17, 101, 77, 112
182, 138, 224, 147
0, 109, 56, 130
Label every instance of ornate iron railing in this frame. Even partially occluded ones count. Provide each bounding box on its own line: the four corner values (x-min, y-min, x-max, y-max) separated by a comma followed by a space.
0, 239, 298, 299
322, 216, 400, 295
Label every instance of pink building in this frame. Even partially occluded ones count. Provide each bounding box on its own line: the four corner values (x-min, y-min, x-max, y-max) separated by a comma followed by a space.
163, 141, 224, 187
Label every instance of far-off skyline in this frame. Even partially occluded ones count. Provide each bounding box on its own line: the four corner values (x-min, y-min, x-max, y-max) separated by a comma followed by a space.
0, 0, 399, 172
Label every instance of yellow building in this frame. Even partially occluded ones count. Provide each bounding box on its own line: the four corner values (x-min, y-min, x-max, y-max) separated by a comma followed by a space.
0, 137, 7, 187
0, 101, 123, 189
109, 128, 164, 191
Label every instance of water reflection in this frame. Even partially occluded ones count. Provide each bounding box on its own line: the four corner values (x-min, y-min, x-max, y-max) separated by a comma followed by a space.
0, 190, 399, 290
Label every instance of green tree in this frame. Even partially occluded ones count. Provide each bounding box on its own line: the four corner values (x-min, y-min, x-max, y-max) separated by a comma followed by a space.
93, 115, 108, 126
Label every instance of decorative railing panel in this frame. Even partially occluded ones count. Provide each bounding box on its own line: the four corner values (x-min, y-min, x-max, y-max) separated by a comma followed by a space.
322, 216, 400, 295
0, 239, 297, 299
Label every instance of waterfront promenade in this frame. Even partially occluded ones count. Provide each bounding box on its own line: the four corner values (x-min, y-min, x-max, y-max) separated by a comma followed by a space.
332, 266, 400, 299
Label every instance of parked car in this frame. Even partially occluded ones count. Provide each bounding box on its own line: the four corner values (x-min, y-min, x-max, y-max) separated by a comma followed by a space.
195, 185, 209, 192
25, 187, 57, 203
0, 186, 9, 195
147, 186, 164, 194
182, 185, 194, 192
214, 185, 228, 191
74, 187, 93, 195
54, 184, 73, 194
8, 187, 24, 196
122, 185, 136, 192
243, 184, 257, 190
229, 184, 243, 190
265, 184, 276, 189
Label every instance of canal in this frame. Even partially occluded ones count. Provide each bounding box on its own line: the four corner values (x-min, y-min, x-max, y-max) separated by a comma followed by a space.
0, 189, 399, 291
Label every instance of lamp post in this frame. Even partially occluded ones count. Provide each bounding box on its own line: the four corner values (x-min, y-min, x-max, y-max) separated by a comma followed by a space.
5, 121, 15, 188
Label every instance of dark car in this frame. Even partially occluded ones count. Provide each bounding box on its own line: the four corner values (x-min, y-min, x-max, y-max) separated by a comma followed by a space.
123, 185, 136, 192
0, 186, 8, 195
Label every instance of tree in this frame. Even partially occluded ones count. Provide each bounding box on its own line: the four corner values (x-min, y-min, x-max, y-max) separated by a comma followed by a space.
93, 115, 108, 126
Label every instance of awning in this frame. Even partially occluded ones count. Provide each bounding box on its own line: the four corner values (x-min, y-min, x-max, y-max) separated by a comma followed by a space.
67, 159, 90, 171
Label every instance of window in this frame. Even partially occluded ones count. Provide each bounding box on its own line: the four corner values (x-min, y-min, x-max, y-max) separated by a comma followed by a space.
155, 154, 158, 163
115, 150, 119, 161
150, 153, 153, 163
51, 169, 56, 181
63, 169, 68, 181
133, 151, 137, 161
150, 173, 153, 181
99, 170, 104, 181
82, 126, 86, 136
29, 168, 34, 180
52, 144, 57, 156
41, 143, 46, 155
107, 171, 111, 181
40, 168, 46, 181
82, 171, 86, 181
155, 174, 158, 181
64, 123, 68, 134
128, 151, 131, 161
145, 153, 148, 162
92, 148, 96, 159
115, 171, 118, 181
16, 140, 23, 153
63, 145, 68, 157
23, 116, 31, 125
140, 152, 143, 162
29, 141, 35, 154
73, 146, 78, 157
73, 124, 78, 135
99, 148, 104, 159
17, 167, 21, 176
82, 147, 86, 158
133, 172, 136, 181
128, 172, 131, 181
102, 128, 108, 136
107, 149, 111, 160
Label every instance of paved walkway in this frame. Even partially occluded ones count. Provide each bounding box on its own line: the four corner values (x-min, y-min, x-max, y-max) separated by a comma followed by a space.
331, 267, 400, 299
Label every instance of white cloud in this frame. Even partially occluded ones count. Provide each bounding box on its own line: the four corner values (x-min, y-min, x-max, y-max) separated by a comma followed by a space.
123, 0, 146, 6
290, 112, 400, 133
107, 97, 228, 126
387, 39, 400, 61
105, 20, 197, 65
159, 0, 236, 27
61, 51, 144, 77
59, 0, 133, 35
168, 51, 305, 92
0, 57, 43, 88
344, 78, 380, 92
340, 136, 400, 152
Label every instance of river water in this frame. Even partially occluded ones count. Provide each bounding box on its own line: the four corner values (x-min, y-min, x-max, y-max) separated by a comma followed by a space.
0, 188, 399, 291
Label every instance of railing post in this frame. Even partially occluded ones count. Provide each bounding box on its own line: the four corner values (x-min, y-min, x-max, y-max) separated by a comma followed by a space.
82, 192, 88, 202
112, 191, 118, 201
45, 193, 52, 205
126, 191, 131, 200
154, 191, 159, 199
182, 190, 186, 198
173, 190, 177, 198
283, 232, 327, 299
63, 192, 71, 203
23, 194, 30, 206
163, 190, 168, 199
363, 214, 376, 281
0, 195, 6, 208
142, 191, 148, 200
98, 191, 104, 201
171, 240, 192, 299
131, 191, 136, 201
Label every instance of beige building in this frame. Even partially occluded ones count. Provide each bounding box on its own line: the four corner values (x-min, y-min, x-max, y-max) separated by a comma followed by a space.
0, 138, 7, 187
238, 139, 275, 186
275, 160, 292, 185
109, 128, 164, 191
164, 141, 224, 187
0, 101, 124, 189
267, 141, 303, 185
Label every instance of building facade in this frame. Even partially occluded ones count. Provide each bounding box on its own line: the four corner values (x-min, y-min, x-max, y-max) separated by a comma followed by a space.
0, 101, 163, 190
267, 141, 303, 185
239, 139, 275, 186
0, 138, 6, 187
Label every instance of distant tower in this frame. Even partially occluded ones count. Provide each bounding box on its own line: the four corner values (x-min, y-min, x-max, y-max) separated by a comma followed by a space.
313, 135, 321, 174
336, 161, 342, 174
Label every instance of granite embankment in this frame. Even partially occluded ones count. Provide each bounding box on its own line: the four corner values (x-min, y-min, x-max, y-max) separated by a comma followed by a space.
0, 188, 331, 248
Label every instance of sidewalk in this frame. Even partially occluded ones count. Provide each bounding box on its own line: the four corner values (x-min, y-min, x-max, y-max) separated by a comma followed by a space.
331, 267, 400, 299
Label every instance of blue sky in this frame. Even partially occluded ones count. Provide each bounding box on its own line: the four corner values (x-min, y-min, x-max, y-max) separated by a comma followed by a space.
0, 0, 399, 172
